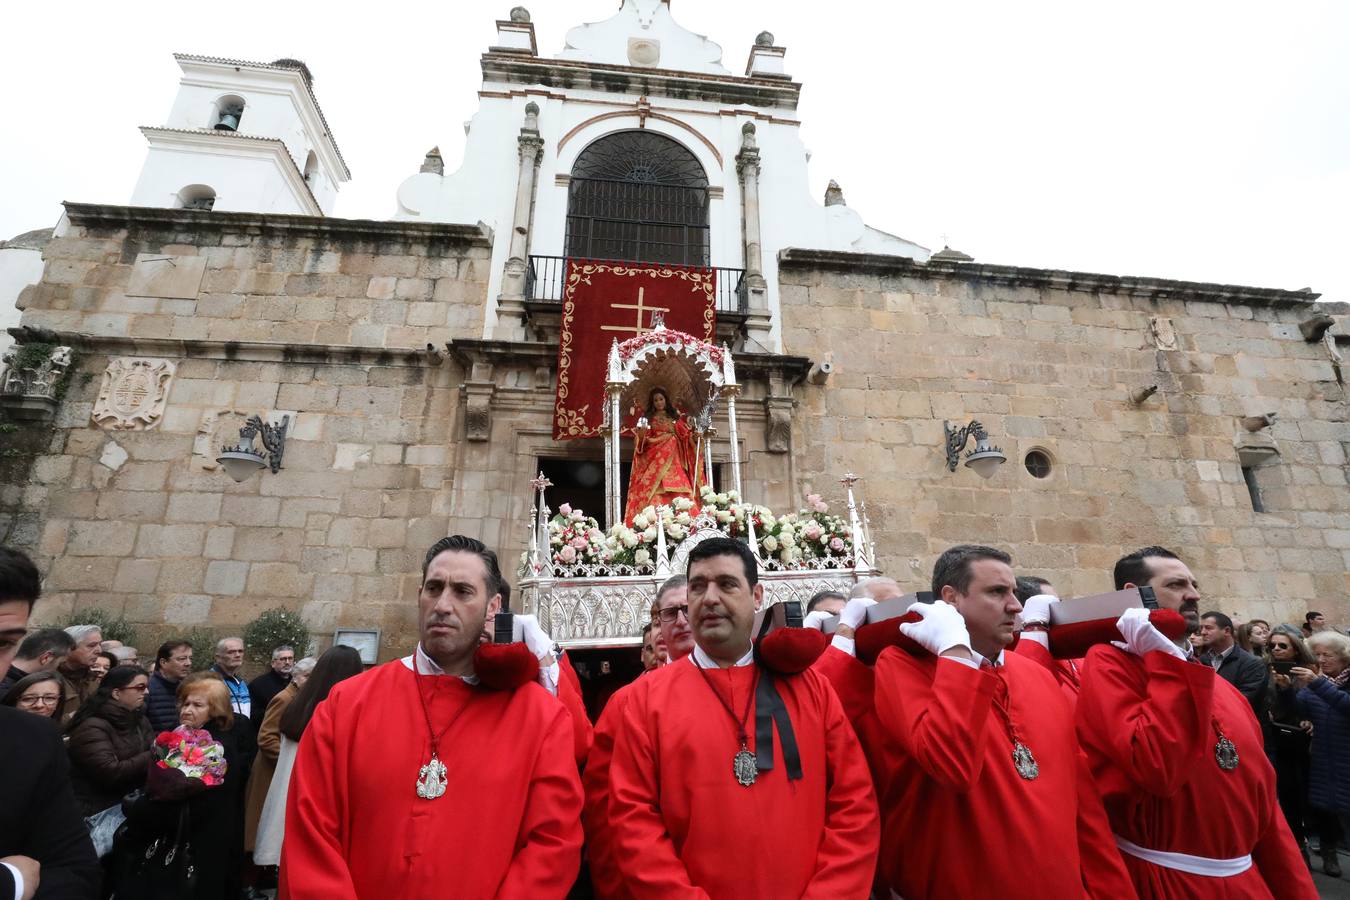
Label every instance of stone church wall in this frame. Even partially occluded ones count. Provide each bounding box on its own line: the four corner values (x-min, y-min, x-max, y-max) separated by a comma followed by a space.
778, 249, 1350, 626
1, 205, 492, 659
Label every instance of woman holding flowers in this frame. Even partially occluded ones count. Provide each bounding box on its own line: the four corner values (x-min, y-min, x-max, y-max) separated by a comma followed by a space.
624, 386, 701, 525
65, 664, 154, 816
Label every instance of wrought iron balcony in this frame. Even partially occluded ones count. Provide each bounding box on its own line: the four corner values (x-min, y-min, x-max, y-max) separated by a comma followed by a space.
526, 255, 747, 316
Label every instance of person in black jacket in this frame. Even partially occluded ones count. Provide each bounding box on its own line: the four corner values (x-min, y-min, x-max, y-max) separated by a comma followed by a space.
144, 639, 193, 733
1199, 610, 1272, 722
65, 665, 155, 816
246, 644, 294, 733
0, 545, 99, 900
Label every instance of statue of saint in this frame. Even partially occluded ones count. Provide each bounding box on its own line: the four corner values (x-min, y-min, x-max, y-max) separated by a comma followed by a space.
624, 387, 702, 525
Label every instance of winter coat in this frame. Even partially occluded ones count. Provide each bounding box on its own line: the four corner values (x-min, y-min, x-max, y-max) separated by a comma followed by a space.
66, 702, 155, 816
1291, 675, 1350, 816
145, 671, 183, 733
243, 682, 297, 850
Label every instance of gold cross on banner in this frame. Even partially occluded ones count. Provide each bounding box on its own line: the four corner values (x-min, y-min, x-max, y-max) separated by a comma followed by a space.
600, 287, 670, 337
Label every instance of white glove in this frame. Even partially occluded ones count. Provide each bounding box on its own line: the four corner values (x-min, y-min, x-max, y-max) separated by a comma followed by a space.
1112, 607, 1187, 661
840, 597, 877, 631
898, 600, 972, 657
1019, 594, 1057, 627
515, 613, 555, 659
803, 610, 832, 631
515, 613, 561, 696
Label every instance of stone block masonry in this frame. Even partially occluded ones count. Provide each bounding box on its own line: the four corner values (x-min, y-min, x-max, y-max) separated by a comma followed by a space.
778, 249, 1350, 627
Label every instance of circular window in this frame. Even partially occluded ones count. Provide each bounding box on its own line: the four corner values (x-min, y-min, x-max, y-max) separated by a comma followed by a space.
1024, 450, 1052, 479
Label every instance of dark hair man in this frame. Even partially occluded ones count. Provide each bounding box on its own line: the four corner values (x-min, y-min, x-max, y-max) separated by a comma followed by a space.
869, 544, 1132, 897
1304, 611, 1327, 637
0, 546, 100, 900
145, 640, 193, 732
1014, 575, 1055, 603
1076, 547, 1315, 897
1198, 611, 1271, 721
806, 589, 847, 616
600, 537, 878, 897
282, 535, 583, 898
0, 628, 75, 694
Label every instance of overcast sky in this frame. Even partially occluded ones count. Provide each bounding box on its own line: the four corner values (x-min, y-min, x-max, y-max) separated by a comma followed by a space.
4, 1, 1347, 300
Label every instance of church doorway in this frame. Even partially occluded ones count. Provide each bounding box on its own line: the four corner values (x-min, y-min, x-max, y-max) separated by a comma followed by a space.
567, 646, 644, 722
565, 130, 710, 267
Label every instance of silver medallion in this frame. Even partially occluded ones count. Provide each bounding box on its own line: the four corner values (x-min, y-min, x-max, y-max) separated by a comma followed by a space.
1012, 741, 1040, 781
1215, 736, 1240, 771
733, 747, 758, 787
416, 753, 448, 799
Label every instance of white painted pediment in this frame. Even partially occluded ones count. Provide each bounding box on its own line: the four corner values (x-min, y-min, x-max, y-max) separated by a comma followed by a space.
558, 0, 730, 75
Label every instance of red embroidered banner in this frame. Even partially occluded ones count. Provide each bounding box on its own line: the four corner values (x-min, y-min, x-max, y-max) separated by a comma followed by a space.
554, 260, 716, 440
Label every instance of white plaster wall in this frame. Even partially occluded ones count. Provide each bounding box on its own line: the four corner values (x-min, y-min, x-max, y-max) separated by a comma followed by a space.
0, 247, 44, 360
133, 61, 342, 214
131, 145, 314, 215
393, 1, 929, 348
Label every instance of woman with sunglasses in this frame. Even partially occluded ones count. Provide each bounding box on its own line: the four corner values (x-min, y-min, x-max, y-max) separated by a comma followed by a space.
0, 671, 64, 719
65, 664, 155, 816
1267, 625, 1318, 865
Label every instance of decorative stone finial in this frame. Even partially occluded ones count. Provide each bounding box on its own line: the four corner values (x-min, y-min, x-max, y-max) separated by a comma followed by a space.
930, 245, 975, 263
509, 6, 531, 23
824, 180, 846, 207
740, 120, 758, 151
420, 147, 444, 176
523, 102, 540, 133
755, 31, 775, 47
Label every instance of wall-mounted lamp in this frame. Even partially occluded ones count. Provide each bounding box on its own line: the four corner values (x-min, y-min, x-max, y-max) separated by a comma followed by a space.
217, 414, 290, 482
944, 419, 1007, 479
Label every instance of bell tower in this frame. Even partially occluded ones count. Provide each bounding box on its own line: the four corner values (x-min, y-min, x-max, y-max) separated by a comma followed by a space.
129, 54, 350, 216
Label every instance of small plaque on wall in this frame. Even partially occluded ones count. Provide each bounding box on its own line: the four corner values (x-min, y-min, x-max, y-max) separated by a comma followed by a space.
333, 629, 380, 665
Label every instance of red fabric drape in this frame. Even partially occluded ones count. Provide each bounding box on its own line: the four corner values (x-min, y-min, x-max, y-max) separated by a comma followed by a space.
553, 260, 715, 440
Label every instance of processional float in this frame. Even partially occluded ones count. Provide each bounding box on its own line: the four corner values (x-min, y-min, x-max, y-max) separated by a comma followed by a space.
516, 321, 880, 648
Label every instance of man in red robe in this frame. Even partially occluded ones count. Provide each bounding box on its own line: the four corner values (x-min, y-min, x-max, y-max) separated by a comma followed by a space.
583, 575, 695, 899
280, 536, 583, 899
1076, 546, 1316, 898
606, 538, 878, 898
872, 545, 1133, 898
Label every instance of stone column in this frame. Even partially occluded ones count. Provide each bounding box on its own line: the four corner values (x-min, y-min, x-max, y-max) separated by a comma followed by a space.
494, 102, 545, 340
736, 122, 773, 348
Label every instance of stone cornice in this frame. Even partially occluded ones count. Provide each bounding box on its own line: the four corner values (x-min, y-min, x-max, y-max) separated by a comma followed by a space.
777, 248, 1322, 308
6, 327, 443, 369
61, 203, 493, 247
448, 338, 812, 381
480, 53, 801, 109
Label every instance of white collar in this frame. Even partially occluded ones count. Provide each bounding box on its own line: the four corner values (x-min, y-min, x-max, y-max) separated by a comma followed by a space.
400, 643, 479, 685
971, 648, 1006, 668
690, 643, 754, 669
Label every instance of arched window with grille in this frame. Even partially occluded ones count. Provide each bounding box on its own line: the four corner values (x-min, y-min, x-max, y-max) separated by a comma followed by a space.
566, 131, 709, 266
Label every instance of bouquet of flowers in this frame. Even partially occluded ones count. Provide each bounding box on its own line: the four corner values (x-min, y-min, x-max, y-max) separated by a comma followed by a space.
145, 727, 228, 800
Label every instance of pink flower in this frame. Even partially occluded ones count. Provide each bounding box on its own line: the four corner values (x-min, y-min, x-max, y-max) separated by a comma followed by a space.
829, 536, 846, 552
559, 546, 577, 564
813, 501, 828, 514
570, 536, 588, 550
806, 493, 821, 505
559, 503, 573, 516
803, 522, 823, 541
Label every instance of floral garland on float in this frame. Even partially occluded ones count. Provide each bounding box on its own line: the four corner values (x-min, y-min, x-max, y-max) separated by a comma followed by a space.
521, 486, 859, 578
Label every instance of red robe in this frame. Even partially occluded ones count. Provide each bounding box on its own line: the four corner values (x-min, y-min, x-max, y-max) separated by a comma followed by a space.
1011, 635, 1082, 703
557, 653, 593, 767
606, 656, 879, 898
811, 645, 889, 793
872, 646, 1134, 899
1076, 645, 1317, 899
582, 681, 636, 900
280, 660, 583, 899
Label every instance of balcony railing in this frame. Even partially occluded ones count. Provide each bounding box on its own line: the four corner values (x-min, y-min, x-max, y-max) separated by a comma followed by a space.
525, 256, 747, 315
